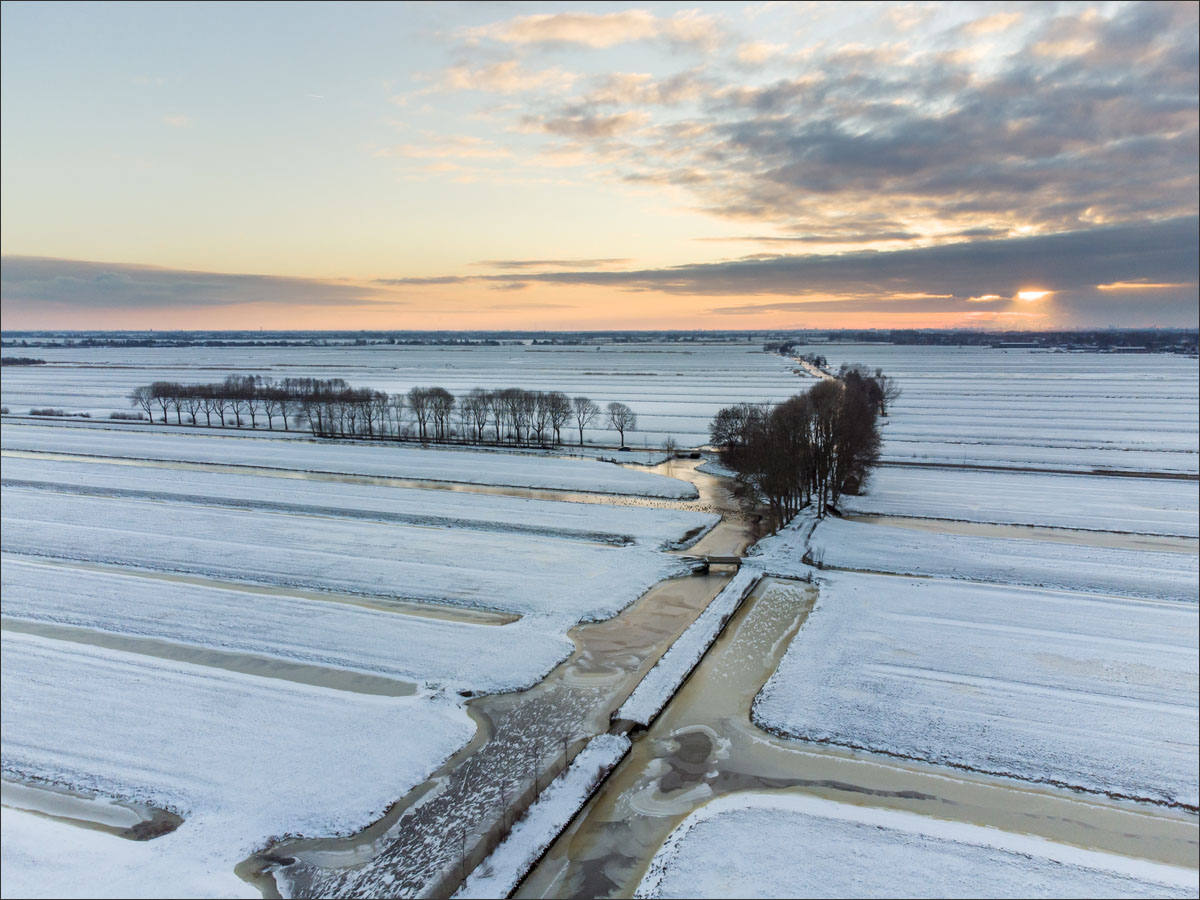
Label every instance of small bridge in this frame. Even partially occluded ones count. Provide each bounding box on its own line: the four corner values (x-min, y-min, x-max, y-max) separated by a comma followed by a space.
682, 555, 743, 573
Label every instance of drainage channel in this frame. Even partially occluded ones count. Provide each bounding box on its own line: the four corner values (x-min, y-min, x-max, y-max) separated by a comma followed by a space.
515, 577, 1200, 899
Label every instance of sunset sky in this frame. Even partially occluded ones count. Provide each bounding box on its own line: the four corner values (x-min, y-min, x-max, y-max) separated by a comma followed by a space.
2, 1, 1197, 330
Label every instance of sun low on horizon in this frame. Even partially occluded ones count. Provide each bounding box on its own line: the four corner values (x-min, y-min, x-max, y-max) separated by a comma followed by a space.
1, 0, 1197, 331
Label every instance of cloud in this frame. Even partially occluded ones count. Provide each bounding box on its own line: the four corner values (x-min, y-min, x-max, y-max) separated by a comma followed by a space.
365, 218, 1197, 325
473, 258, 631, 269
502, 218, 1198, 302
459, 2, 1196, 248
437, 61, 576, 94
527, 110, 650, 139
1, 258, 379, 311
735, 41, 786, 66
161, 115, 191, 128
464, 9, 723, 51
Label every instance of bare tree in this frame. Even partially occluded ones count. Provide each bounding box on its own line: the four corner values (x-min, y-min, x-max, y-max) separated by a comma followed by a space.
572, 396, 599, 446
427, 387, 455, 441
149, 382, 176, 424
407, 387, 432, 441
875, 369, 902, 416
545, 391, 572, 446
128, 385, 154, 421
607, 401, 636, 447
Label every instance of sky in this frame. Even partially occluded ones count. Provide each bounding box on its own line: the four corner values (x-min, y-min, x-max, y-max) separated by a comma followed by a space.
1, 0, 1197, 330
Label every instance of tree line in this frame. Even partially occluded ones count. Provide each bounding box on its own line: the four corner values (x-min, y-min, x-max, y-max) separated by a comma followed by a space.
128, 376, 639, 446
709, 366, 897, 525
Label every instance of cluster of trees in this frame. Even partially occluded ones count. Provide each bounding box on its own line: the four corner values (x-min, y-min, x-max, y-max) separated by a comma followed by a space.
1, 357, 46, 366
709, 367, 896, 524
128, 376, 640, 446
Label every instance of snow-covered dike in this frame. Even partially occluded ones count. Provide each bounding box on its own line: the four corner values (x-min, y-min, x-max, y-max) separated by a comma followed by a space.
0, 422, 698, 498
456, 734, 631, 899
809, 517, 1199, 602
1, 456, 717, 548
845, 466, 1200, 537
1, 559, 573, 694
635, 793, 1199, 899
753, 572, 1200, 808
2, 487, 689, 621
617, 567, 762, 727
0, 630, 474, 898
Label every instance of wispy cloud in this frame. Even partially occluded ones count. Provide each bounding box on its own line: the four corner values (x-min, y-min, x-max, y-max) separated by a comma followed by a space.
1, 257, 380, 311
161, 115, 192, 129
463, 9, 724, 51
473, 258, 632, 270
435, 60, 576, 94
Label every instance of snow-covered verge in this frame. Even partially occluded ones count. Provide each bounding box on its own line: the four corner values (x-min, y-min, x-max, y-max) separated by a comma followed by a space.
616, 568, 763, 727
634, 793, 1199, 899
2, 487, 691, 622
455, 734, 631, 899
809, 517, 1198, 602
753, 572, 1200, 808
845, 466, 1200, 537
0, 631, 475, 899
1, 558, 572, 695
1, 456, 717, 549
0, 423, 698, 498
695, 457, 736, 479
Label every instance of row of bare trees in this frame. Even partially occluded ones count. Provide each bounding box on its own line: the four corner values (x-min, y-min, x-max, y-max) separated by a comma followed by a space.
709, 368, 894, 524
128, 376, 639, 446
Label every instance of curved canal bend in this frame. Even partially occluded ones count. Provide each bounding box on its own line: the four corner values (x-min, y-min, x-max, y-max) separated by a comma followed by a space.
242, 458, 758, 898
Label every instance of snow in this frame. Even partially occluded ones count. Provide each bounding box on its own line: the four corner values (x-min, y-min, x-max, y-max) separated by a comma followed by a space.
847, 466, 1199, 537
617, 567, 763, 726
1, 456, 718, 549
455, 734, 631, 899
2, 486, 693, 622
1, 630, 474, 899
0, 422, 699, 498
635, 793, 1199, 899
808, 517, 1199, 602
804, 345, 1198, 475
1, 558, 570, 694
0, 342, 803, 447
753, 572, 1200, 808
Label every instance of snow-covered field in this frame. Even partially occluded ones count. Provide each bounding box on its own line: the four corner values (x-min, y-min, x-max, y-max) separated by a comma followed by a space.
0, 403, 715, 896
636, 793, 1199, 899
0, 342, 801, 447
0, 630, 474, 898
754, 572, 1199, 808
847, 466, 1200, 537
808, 517, 1199, 602
1, 486, 694, 621
804, 345, 1199, 474
0, 422, 697, 497
2, 559, 565, 694
1, 456, 716, 548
